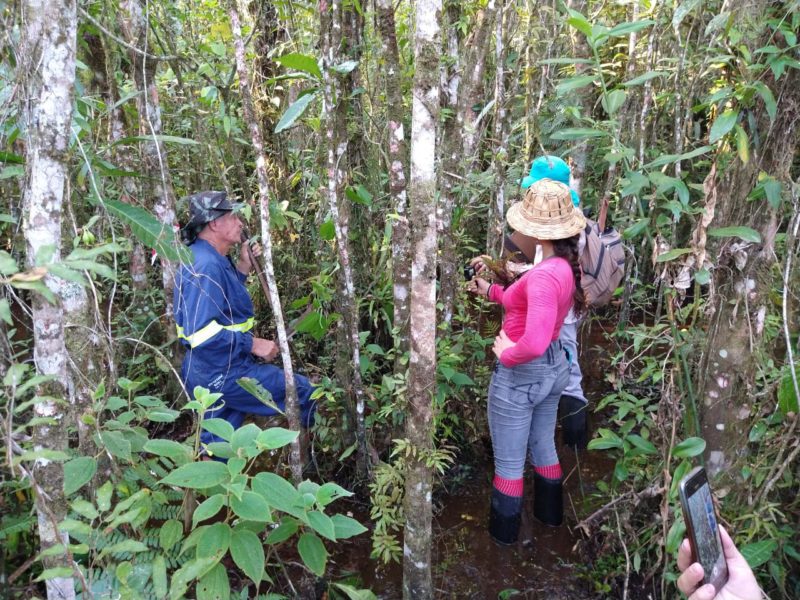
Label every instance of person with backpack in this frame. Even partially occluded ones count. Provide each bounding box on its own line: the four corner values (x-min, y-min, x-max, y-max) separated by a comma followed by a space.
466, 179, 586, 545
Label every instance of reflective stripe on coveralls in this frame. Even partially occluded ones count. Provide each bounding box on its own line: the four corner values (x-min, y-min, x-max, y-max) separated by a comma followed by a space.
175, 317, 255, 348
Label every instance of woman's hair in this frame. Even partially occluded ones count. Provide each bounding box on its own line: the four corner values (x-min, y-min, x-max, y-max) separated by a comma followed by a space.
552, 234, 586, 317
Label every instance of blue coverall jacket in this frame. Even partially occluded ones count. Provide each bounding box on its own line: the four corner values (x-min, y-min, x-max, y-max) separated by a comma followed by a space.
174, 239, 315, 448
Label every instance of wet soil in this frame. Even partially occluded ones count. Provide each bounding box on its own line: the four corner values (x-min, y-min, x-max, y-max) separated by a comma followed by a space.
327, 321, 618, 599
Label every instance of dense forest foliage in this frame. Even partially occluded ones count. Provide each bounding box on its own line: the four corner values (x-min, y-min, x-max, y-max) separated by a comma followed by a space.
1, 0, 798, 598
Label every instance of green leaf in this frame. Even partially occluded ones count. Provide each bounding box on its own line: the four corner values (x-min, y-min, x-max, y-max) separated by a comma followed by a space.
152, 555, 168, 599
627, 434, 658, 454
275, 92, 318, 133
602, 89, 627, 116
707, 227, 761, 243
236, 377, 282, 413
538, 57, 594, 65
230, 491, 272, 522
655, 248, 692, 263
709, 109, 739, 143
587, 429, 623, 450
160, 519, 183, 552
759, 174, 782, 209
143, 439, 191, 461
98, 430, 132, 461
275, 53, 322, 79
740, 539, 778, 569
266, 518, 299, 544
332, 583, 377, 600
566, 11, 593, 38
197, 522, 231, 558
623, 218, 649, 240
550, 128, 608, 140
555, 75, 596, 95
202, 418, 235, 442
63, 457, 97, 496
673, 437, 706, 458
0, 298, 11, 326
320, 220, 335, 241
193, 494, 227, 527
146, 407, 180, 423
623, 70, 668, 87
170, 556, 221, 600
96, 481, 113, 512
307, 511, 336, 541
230, 529, 265, 586
672, 0, 701, 29
331, 514, 367, 539
735, 125, 749, 164
160, 461, 229, 489
256, 427, 299, 450
230, 423, 261, 454
102, 199, 190, 264
695, 268, 711, 285
752, 82, 777, 121
252, 472, 304, 519
298, 532, 327, 577
197, 563, 231, 600
115, 134, 199, 146
331, 60, 359, 74
35, 567, 75, 582
607, 19, 655, 37
777, 366, 799, 415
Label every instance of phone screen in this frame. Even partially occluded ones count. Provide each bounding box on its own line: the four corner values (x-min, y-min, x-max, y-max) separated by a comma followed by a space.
682, 470, 727, 587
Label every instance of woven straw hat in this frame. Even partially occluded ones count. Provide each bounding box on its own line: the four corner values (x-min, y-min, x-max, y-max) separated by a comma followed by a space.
506, 179, 586, 240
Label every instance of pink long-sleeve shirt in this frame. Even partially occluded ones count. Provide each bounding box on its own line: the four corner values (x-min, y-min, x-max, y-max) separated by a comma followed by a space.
488, 256, 575, 368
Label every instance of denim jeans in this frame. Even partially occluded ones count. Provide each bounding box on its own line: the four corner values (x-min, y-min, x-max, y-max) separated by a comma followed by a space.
488, 340, 570, 480
559, 320, 587, 404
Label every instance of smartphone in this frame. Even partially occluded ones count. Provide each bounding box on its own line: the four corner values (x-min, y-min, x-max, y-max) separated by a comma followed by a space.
679, 466, 729, 591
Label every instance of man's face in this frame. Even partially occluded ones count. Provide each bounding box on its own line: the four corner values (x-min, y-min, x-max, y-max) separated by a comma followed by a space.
209, 211, 243, 245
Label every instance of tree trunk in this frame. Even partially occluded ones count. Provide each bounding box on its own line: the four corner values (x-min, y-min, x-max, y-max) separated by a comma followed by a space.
486, 0, 508, 257
437, 0, 462, 326
228, 0, 305, 484
119, 0, 179, 330
695, 66, 800, 476
376, 0, 412, 360
402, 0, 440, 597
20, 0, 79, 597
321, 0, 370, 478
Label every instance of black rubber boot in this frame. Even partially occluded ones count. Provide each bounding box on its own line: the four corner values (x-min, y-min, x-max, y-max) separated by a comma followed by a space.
533, 473, 563, 527
489, 489, 522, 545
560, 395, 588, 449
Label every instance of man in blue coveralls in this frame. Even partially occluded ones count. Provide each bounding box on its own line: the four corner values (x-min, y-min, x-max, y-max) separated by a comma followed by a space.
174, 191, 315, 455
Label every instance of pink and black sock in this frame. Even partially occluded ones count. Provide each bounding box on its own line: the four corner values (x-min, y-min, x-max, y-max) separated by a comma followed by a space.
533, 463, 562, 480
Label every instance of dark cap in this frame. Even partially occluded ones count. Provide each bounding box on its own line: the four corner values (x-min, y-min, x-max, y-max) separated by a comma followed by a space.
180, 191, 242, 244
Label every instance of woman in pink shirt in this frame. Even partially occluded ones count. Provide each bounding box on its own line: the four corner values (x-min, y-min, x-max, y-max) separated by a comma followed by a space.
467, 179, 586, 545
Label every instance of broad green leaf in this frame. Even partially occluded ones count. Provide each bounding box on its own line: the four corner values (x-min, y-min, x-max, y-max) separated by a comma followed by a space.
538, 57, 594, 65
672, 0, 701, 29
645, 145, 714, 169
230, 491, 272, 522
146, 407, 180, 423
96, 481, 113, 512
160, 520, 183, 552
332, 583, 377, 600
777, 366, 799, 415
197, 522, 231, 558
35, 567, 75, 582
266, 518, 299, 544
759, 174, 782, 209
709, 109, 739, 143
695, 268, 711, 285
307, 511, 336, 541
555, 75, 596, 95
143, 439, 191, 461
230, 529, 265, 586
627, 434, 658, 454
331, 60, 359, 74
275, 92, 318, 133
623, 218, 650, 240
100, 539, 148, 558
320, 220, 335, 241
197, 563, 231, 600
550, 128, 608, 140
298, 532, 328, 577
252, 472, 304, 519
70, 499, 98, 521
740, 539, 778, 569
331, 514, 367, 539
160, 461, 229, 489
666, 518, 686, 554
193, 494, 227, 527
102, 199, 191, 264
116, 134, 199, 146
673, 437, 706, 458
63, 457, 97, 496
607, 19, 655, 37
566, 11, 593, 38
202, 418, 235, 442
98, 430, 132, 461
256, 427, 299, 450
236, 378, 282, 413
655, 248, 692, 263
623, 70, 668, 87
230, 423, 261, 454
169, 556, 221, 600
752, 82, 777, 121
152, 555, 168, 599
735, 125, 749, 163
316, 482, 353, 507
0, 298, 11, 326
275, 53, 321, 79
602, 89, 627, 116
707, 227, 761, 243
587, 429, 623, 450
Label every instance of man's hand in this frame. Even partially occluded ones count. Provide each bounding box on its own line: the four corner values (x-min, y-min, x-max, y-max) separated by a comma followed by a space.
252, 337, 279, 362
237, 242, 262, 275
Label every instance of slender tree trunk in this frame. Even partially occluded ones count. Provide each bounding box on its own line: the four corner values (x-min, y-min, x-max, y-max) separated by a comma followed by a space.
695, 66, 800, 476
486, 0, 508, 257
20, 0, 78, 597
402, 0, 440, 597
566, 0, 593, 194
376, 0, 412, 360
320, 0, 370, 478
228, 0, 305, 484
437, 0, 462, 326
119, 0, 178, 330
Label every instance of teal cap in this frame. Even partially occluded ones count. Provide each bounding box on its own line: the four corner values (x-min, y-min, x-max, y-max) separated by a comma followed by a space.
520, 155, 580, 206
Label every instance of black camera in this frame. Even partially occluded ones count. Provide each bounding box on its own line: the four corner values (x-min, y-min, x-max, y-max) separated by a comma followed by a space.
463, 264, 476, 281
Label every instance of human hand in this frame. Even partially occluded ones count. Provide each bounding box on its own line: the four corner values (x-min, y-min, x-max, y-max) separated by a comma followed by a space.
466, 277, 491, 297
237, 242, 262, 274
252, 337, 279, 362
492, 330, 515, 360
677, 526, 762, 600
469, 255, 491, 275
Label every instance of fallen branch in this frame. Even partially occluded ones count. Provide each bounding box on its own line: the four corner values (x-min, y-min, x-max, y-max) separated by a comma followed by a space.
577, 484, 664, 535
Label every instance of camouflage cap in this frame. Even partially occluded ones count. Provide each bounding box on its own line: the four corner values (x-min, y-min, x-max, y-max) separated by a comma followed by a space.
184, 190, 233, 228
